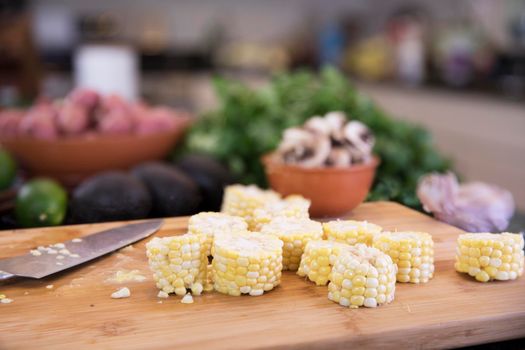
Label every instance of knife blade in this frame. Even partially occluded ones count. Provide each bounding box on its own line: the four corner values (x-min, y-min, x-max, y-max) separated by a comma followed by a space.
0, 219, 163, 280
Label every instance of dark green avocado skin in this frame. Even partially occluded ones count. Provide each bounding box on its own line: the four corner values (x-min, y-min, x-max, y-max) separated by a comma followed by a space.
71, 171, 152, 223
131, 162, 201, 217
176, 154, 234, 212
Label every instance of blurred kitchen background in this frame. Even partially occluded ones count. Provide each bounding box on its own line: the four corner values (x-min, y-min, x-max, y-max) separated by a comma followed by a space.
1, 0, 524, 219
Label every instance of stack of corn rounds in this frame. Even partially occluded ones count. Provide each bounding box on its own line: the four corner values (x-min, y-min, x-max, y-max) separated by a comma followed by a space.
324, 220, 382, 246
188, 212, 248, 256
297, 240, 354, 285
146, 234, 208, 296
454, 232, 524, 282
251, 195, 311, 232
261, 217, 323, 271
328, 244, 397, 308
212, 231, 283, 296
221, 185, 281, 230
373, 231, 434, 283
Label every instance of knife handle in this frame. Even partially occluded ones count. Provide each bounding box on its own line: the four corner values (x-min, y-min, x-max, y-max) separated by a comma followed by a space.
0, 270, 15, 281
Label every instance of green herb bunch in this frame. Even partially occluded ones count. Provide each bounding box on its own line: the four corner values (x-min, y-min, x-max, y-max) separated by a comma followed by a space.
184, 67, 450, 209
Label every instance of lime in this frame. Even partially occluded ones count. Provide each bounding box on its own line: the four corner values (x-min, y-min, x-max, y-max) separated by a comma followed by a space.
15, 179, 68, 227
0, 149, 16, 190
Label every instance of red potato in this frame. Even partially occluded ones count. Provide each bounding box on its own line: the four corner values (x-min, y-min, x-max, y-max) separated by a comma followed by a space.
97, 107, 134, 135
136, 107, 177, 135
56, 101, 90, 135
68, 89, 100, 110
0, 110, 24, 138
19, 105, 59, 140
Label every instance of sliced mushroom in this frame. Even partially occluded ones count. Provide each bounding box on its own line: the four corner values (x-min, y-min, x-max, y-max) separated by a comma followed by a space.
304, 116, 332, 136
276, 127, 331, 167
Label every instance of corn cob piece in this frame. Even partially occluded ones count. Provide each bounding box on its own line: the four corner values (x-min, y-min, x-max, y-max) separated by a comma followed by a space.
297, 240, 353, 285
251, 195, 311, 232
188, 212, 248, 256
260, 217, 323, 271
324, 220, 382, 246
221, 184, 281, 230
212, 231, 283, 296
328, 244, 397, 308
373, 231, 434, 283
146, 234, 207, 295
454, 232, 524, 282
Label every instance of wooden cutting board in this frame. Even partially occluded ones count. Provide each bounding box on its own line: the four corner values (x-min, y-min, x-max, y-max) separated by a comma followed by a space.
0, 202, 524, 350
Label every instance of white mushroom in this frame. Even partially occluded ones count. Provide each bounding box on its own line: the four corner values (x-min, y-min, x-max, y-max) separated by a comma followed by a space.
304, 116, 332, 136
276, 128, 331, 167
343, 120, 375, 161
325, 147, 352, 167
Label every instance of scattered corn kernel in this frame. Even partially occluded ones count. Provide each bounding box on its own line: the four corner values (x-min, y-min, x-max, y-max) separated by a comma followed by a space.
328, 244, 397, 308
323, 220, 382, 246
221, 184, 281, 230
261, 217, 323, 271
297, 240, 354, 285
181, 293, 194, 304
157, 291, 169, 298
455, 232, 524, 282
212, 231, 283, 296
188, 212, 248, 256
146, 233, 208, 295
373, 231, 434, 283
111, 287, 131, 299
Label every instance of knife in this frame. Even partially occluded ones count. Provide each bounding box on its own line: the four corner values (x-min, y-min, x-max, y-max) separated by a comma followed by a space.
0, 219, 163, 281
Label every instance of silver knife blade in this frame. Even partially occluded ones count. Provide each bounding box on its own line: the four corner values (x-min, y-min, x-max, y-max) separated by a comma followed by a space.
0, 219, 163, 279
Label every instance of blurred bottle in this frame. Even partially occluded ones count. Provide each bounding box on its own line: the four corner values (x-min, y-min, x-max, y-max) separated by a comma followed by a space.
319, 20, 345, 67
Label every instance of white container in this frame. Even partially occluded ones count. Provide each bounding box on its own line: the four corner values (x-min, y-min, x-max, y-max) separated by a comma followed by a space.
74, 44, 139, 100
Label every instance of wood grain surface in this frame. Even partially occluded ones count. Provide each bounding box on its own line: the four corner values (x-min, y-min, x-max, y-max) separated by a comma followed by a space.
0, 202, 524, 350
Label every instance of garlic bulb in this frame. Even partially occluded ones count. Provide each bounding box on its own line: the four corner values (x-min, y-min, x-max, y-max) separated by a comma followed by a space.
417, 172, 515, 232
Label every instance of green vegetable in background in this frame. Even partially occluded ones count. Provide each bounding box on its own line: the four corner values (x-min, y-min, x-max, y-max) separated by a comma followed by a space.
0, 149, 16, 191
184, 67, 451, 209
15, 179, 68, 227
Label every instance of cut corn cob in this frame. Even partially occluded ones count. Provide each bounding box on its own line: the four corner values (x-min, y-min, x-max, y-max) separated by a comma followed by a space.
324, 220, 382, 246
373, 231, 434, 283
221, 184, 281, 230
454, 232, 524, 282
251, 195, 311, 232
328, 244, 397, 308
188, 212, 248, 256
146, 234, 208, 295
297, 240, 353, 285
212, 231, 283, 296
260, 217, 323, 271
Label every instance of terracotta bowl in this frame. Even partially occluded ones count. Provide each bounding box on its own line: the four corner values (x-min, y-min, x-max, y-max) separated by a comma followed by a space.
1, 117, 191, 186
262, 154, 379, 218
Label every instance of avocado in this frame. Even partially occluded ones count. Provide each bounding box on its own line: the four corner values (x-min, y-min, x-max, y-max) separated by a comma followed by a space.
71, 171, 152, 223
131, 162, 201, 217
175, 154, 234, 211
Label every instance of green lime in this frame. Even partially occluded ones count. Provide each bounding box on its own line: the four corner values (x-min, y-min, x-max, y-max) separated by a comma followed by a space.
15, 179, 68, 227
0, 149, 16, 190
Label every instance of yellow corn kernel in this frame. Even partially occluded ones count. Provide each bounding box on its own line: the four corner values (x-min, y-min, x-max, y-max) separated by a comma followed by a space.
146, 233, 208, 295
188, 212, 248, 256
297, 240, 354, 285
212, 231, 283, 296
328, 244, 397, 308
251, 195, 311, 232
323, 220, 382, 246
373, 231, 434, 284
454, 232, 524, 282
221, 184, 281, 230
261, 217, 323, 271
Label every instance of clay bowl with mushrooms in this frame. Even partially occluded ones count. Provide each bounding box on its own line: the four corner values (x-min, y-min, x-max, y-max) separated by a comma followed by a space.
262, 112, 379, 217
